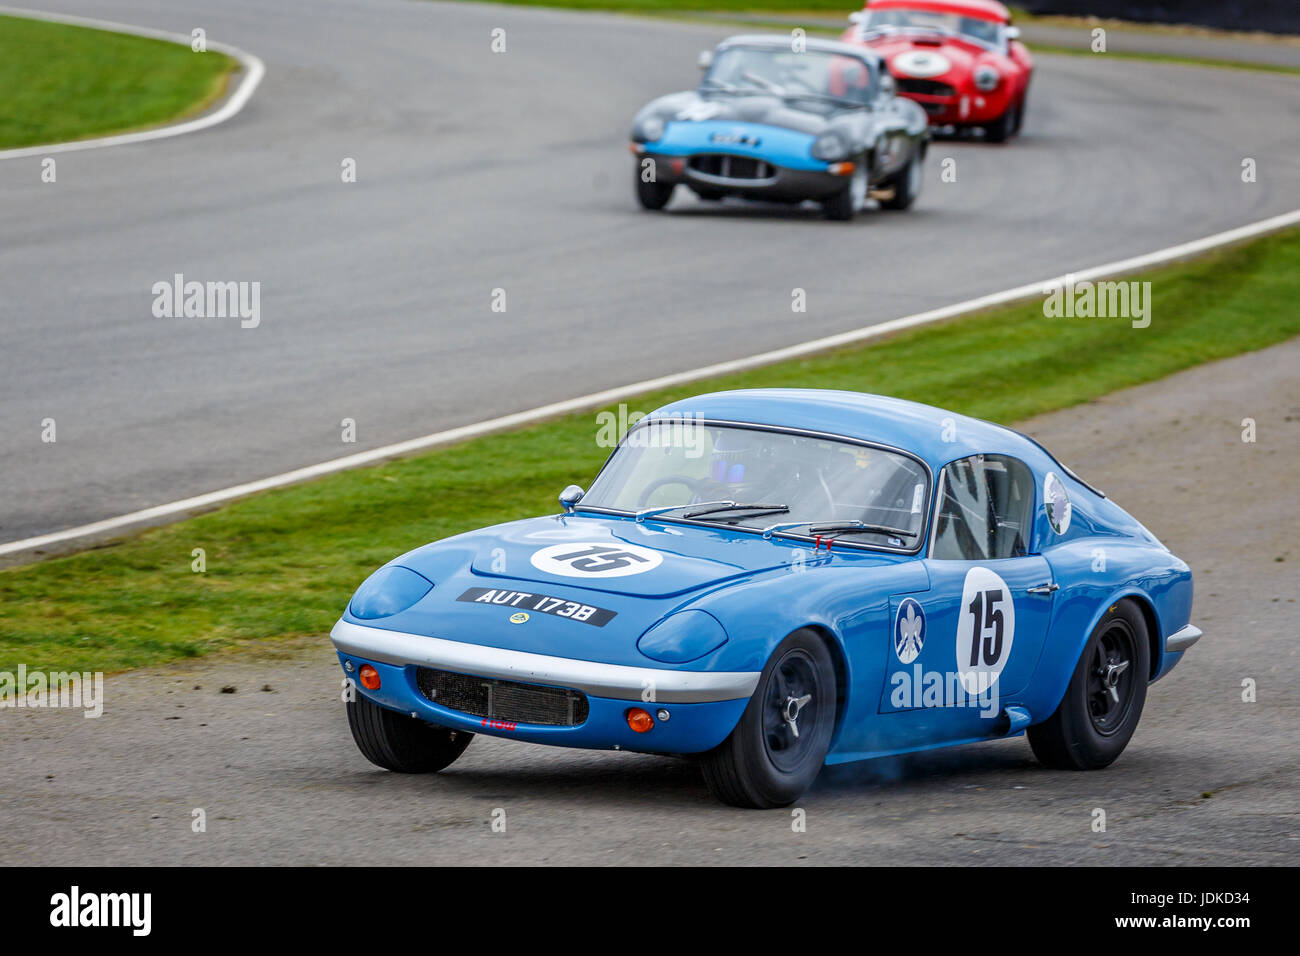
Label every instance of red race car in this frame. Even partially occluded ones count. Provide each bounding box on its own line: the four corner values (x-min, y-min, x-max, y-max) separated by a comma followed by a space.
843, 0, 1033, 141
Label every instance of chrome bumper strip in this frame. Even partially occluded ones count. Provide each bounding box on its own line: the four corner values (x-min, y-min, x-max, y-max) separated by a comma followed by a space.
330, 619, 760, 704
1165, 624, 1202, 654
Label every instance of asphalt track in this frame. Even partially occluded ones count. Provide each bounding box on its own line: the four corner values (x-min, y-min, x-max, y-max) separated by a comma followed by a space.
2, 0, 1300, 547
4, 338, 1296, 865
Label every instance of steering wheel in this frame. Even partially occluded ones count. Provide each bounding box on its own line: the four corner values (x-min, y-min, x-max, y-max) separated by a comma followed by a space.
636, 475, 706, 509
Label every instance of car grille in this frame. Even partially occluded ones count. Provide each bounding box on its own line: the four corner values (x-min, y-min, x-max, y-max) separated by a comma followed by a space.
688, 154, 775, 180
415, 667, 589, 727
897, 78, 956, 98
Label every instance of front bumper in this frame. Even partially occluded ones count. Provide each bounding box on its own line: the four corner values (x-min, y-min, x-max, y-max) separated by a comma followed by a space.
635, 147, 849, 202
898, 90, 1004, 126
332, 619, 758, 703
331, 619, 757, 753
1165, 624, 1202, 653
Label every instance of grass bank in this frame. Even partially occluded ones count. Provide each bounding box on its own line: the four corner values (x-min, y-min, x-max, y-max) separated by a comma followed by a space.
0, 14, 237, 149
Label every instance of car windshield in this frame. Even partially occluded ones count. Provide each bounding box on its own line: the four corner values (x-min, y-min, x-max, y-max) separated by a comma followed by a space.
579, 421, 929, 548
863, 9, 1004, 49
704, 46, 877, 105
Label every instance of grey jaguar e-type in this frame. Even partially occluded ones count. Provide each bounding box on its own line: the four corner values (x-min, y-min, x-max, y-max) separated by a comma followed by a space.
630, 35, 929, 220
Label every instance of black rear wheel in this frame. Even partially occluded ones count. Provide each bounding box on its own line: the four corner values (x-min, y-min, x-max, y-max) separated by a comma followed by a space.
879, 151, 922, 210
701, 629, 837, 808
347, 694, 473, 773
1028, 601, 1150, 770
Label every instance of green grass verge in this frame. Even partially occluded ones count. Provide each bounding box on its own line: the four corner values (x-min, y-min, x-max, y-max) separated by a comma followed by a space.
4, 227, 1299, 673
0, 14, 237, 149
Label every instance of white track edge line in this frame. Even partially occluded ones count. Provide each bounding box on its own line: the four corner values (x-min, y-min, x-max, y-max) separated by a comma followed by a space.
0, 5, 264, 161
2, 206, 1297, 556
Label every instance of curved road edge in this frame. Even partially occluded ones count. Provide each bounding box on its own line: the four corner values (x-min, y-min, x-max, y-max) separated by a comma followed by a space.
2, 207, 1297, 566
0, 4, 264, 161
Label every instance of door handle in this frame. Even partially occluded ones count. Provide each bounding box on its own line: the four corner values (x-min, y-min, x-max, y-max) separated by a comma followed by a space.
1027, 582, 1059, 594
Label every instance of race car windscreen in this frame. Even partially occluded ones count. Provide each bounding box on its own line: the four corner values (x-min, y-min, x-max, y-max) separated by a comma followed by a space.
704, 47, 877, 104
863, 9, 1003, 48
580, 421, 929, 545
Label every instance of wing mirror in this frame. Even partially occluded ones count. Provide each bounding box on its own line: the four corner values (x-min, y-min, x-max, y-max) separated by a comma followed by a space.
848, 11, 865, 24
879, 71, 895, 96
1006, 26, 1021, 40
697, 49, 713, 71
559, 484, 585, 512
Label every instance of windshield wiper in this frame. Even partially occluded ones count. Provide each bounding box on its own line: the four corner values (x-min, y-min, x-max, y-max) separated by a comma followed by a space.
806, 520, 918, 539
683, 502, 789, 520
635, 500, 791, 523
780, 91, 866, 109
635, 500, 733, 522
741, 70, 785, 95
761, 520, 918, 541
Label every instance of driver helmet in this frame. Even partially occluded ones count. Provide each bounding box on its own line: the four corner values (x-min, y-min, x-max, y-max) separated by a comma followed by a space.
707, 430, 754, 487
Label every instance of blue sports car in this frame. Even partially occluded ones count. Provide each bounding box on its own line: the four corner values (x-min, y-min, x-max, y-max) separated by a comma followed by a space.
332, 390, 1200, 807
630, 35, 929, 219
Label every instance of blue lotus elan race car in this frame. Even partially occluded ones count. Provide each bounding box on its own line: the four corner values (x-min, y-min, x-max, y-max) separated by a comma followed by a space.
332, 390, 1199, 807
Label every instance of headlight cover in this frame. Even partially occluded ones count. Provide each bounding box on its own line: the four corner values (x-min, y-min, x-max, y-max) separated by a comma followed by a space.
974, 65, 1000, 92
349, 565, 433, 620
811, 131, 851, 162
637, 609, 729, 664
639, 115, 666, 143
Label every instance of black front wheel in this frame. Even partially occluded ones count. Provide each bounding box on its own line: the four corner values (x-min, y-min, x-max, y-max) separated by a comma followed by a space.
635, 165, 675, 210
1028, 601, 1150, 770
821, 156, 867, 221
982, 100, 1020, 143
347, 694, 473, 773
701, 629, 837, 808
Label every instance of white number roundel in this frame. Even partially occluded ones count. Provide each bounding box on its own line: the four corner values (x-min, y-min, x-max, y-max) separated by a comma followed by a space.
954, 566, 1015, 695
530, 542, 663, 578
892, 51, 952, 78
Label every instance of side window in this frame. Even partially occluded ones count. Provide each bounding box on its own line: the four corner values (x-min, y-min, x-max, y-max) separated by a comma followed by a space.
931, 455, 1034, 560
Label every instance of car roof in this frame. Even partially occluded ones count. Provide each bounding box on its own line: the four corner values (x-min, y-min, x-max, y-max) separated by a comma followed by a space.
718, 34, 885, 66
866, 0, 1011, 24
644, 388, 1051, 471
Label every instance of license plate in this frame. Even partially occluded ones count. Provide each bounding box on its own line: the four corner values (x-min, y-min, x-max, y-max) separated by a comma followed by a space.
456, 587, 617, 627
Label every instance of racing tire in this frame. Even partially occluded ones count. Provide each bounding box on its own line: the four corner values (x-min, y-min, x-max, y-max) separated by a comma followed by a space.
636, 169, 675, 210
347, 694, 473, 773
821, 157, 867, 221
982, 100, 1019, 143
1028, 600, 1150, 770
701, 629, 837, 808
879, 151, 922, 211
